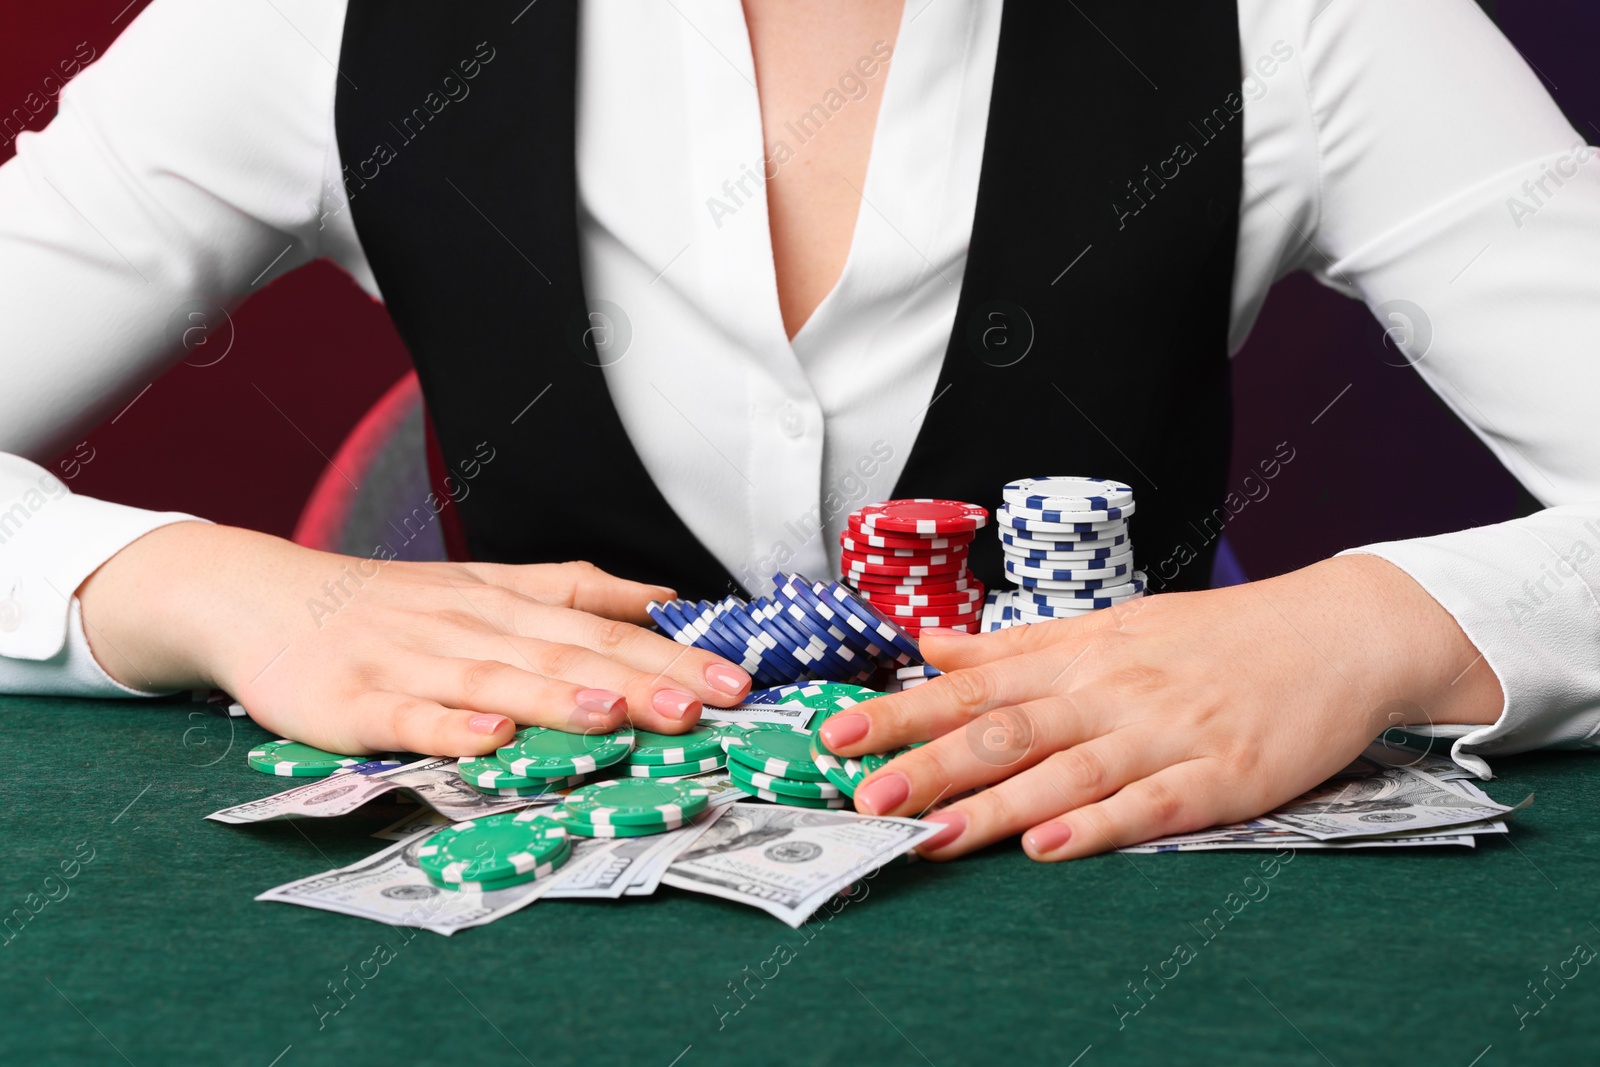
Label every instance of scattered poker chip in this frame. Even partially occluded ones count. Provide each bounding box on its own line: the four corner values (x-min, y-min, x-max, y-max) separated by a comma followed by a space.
627, 725, 726, 766
821, 582, 921, 665
548, 808, 686, 838
626, 755, 727, 778
731, 762, 844, 799
247, 740, 364, 778
770, 587, 874, 682
854, 500, 990, 535
723, 725, 829, 782
729, 776, 852, 809
416, 810, 569, 886
557, 778, 711, 827
456, 754, 557, 790
1002, 476, 1134, 512
496, 725, 635, 777
726, 761, 850, 807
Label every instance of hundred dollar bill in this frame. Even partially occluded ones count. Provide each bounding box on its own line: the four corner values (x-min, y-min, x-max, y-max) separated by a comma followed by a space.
698, 703, 815, 729
1121, 834, 1479, 853
208, 756, 553, 825
256, 828, 561, 934
661, 804, 941, 928
542, 807, 729, 900
372, 808, 450, 841
1261, 763, 1515, 840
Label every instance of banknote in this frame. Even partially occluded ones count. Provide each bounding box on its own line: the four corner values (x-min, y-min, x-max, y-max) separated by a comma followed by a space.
661, 804, 941, 928
256, 828, 561, 934
542, 807, 729, 900
208, 756, 556, 825
1261, 763, 1513, 840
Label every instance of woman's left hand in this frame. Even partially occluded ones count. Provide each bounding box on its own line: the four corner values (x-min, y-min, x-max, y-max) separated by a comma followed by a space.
817, 554, 1505, 861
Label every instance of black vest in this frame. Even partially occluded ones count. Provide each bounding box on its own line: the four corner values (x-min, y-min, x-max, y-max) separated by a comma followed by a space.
335, 1, 1241, 599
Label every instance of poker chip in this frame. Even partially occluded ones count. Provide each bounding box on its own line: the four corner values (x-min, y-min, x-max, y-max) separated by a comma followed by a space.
854, 500, 989, 535
456, 755, 585, 792
896, 664, 943, 679
1003, 476, 1134, 512
496, 725, 635, 777
627, 725, 726, 766
808, 707, 922, 798
247, 740, 363, 778
723, 725, 829, 782
855, 586, 984, 609
548, 808, 687, 838
840, 533, 972, 554
556, 778, 711, 827
820, 582, 921, 664
986, 477, 1147, 633
625, 756, 726, 778
733, 763, 844, 799
416, 810, 569, 886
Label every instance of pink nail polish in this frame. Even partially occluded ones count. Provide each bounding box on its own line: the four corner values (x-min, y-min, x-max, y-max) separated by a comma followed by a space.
652, 689, 698, 721
920, 626, 974, 639
820, 712, 869, 749
1025, 822, 1073, 856
705, 663, 748, 696
468, 713, 508, 735
577, 689, 625, 716
920, 810, 967, 850
854, 772, 910, 815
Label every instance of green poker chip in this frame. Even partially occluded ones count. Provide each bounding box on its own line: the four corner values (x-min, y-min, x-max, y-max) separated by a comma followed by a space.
809, 706, 920, 797
626, 755, 726, 778
431, 838, 572, 892
465, 773, 586, 797
724, 726, 827, 782
556, 779, 711, 827
548, 808, 686, 838
770, 682, 884, 714
247, 739, 363, 778
725, 759, 842, 800
415, 810, 570, 885
496, 725, 634, 777
627, 725, 725, 766
728, 767, 850, 809
456, 754, 560, 790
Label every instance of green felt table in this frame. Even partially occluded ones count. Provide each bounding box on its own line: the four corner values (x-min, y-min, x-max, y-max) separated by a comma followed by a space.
4, 693, 1599, 1067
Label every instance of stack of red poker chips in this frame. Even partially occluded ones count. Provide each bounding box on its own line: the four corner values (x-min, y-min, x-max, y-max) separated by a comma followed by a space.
839, 499, 989, 636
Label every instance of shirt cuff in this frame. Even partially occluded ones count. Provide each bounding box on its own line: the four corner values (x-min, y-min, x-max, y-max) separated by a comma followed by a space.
1341, 504, 1600, 778
0, 452, 206, 695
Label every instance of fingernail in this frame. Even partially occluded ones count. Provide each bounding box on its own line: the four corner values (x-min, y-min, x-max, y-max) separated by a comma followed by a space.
652, 688, 699, 721
854, 772, 910, 815
920, 810, 967, 851
468, 713, 509, 736
577, 689, 625, 716
704, 663, 749, 696
921, 627, 973, 639
819, 712, 869, 749
1025, 822, 1073, 856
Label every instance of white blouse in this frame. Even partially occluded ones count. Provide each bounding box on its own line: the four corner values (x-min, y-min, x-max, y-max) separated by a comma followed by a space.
1, 0, 1598, 778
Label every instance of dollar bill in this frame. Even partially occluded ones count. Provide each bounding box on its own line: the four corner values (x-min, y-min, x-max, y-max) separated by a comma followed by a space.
208, 756, 553, 825
1261, 762, 1513, 840
698, 703, 815, 729
255, 828, 562, 934
1120, 834, 1480, 853
542, 807, 729, 900
371, 808, 450, 841
660, 805, 941, 928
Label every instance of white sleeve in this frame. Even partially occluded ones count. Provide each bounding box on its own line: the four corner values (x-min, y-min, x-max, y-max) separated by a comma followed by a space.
0, 0, 364, 697
1249, 1, 1600, 776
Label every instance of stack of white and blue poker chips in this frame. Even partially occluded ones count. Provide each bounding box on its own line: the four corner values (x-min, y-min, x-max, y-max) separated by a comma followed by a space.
981, 476, 1148, 629
647, 573, 923, 688
887, 663, 942, 693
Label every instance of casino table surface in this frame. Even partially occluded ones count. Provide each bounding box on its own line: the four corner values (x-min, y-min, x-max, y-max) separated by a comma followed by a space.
5, 693, 1599, 1067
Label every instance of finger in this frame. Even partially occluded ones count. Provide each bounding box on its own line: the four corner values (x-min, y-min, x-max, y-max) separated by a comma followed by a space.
879, 731, 1173, 861
1021, 759, 1222, 861
918, 598, 1143, 669
327, 691, 521, 758
850, 697, 1100, 819
394, 655, 630, 732
444, 634, 739, 734
468, 560, 676, 624
510, 604, 752, 710
817, 648, 1084, 756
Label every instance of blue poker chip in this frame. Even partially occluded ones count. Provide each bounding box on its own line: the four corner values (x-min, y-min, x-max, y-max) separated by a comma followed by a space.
999, 501, 1134, 524
751, 599, 840, 680
696, 600, 778, 684
647, 600, 686, 640
661, 600, 722, 657
720, 599, 804, 685
820, 582, 920, 666
677, 600, 755, 674
761, 594, 858, 681
895, 663, 942, 680
746, 683, 817, 705
1018, 579, 1147, 603
1013, 576, 1145, 596
776, 574, 888, 664
998, 509, 1127, 535
771, 579, 875, 681
998, 529, 1129, 551
1003, 560, 1131, 583
1002, 476, 1133, 509
1000, 542, 1124, 562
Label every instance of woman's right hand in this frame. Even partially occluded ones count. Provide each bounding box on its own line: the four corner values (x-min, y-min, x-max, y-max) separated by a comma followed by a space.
75, 521, 751, 756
